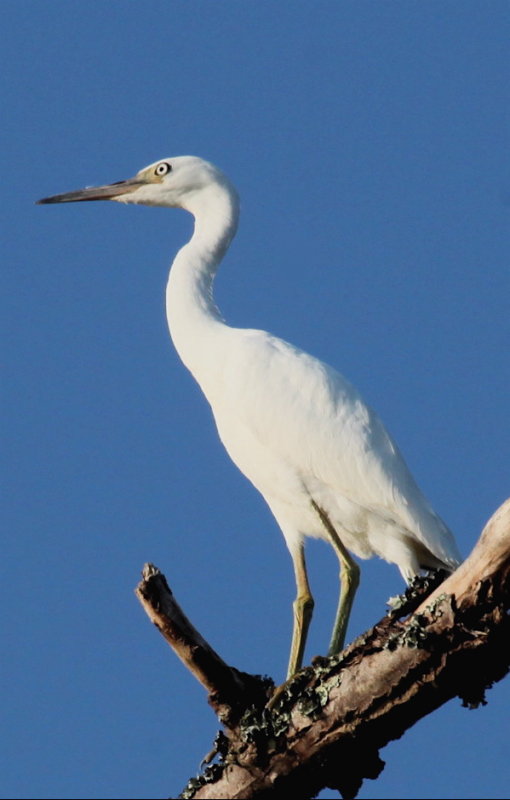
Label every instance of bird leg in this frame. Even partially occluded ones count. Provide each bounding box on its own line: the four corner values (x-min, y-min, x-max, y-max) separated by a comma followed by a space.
287, 543, 315, 679
311, 500, 360, 656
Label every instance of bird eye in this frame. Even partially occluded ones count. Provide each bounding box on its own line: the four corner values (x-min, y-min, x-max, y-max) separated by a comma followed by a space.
155, 162, 172, 177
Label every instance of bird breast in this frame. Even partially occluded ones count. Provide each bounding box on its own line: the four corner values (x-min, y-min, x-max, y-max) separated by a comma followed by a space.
203, 330, 395, 542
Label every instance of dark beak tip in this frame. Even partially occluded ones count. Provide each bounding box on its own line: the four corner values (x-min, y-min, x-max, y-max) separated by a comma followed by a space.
35, 194, 76, 205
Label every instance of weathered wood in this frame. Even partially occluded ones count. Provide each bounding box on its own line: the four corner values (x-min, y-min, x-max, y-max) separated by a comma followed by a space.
135, 563, 272, 726
136, 499, 510, 799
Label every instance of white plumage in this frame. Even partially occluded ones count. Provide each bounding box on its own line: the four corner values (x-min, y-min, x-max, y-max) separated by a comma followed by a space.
38, 156, 461, 677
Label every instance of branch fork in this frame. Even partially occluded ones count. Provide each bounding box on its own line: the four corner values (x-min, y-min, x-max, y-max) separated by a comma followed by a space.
135, 499, 510, 799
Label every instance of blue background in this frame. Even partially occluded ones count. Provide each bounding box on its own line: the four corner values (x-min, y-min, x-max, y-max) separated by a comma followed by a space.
3, 3, 509, 798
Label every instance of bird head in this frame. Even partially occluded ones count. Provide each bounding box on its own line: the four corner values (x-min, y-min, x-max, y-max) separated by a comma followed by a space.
37, 156, 235, 212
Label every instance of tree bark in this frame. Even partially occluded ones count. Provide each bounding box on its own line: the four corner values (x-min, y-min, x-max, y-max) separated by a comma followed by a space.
135, 498, 510, 799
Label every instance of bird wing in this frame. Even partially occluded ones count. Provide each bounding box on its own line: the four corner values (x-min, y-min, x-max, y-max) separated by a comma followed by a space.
207, 327, 460, 568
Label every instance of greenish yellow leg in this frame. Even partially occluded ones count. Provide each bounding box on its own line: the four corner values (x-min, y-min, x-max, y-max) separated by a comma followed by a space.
287, 543, 315, 679
311, 500, 360, 656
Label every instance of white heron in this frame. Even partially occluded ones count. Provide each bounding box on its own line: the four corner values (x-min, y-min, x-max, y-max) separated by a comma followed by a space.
38, 156, 461, 678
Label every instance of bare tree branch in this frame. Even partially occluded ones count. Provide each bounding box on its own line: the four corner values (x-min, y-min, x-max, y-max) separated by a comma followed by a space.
136, 498, 510, 799
135, 564, 272, 725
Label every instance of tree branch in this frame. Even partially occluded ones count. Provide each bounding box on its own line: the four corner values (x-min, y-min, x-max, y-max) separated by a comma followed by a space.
135, 498, 510, 799
135, 564, 272, 725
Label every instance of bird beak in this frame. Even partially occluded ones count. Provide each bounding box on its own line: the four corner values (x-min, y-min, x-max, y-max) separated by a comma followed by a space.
36, 177, 144, 204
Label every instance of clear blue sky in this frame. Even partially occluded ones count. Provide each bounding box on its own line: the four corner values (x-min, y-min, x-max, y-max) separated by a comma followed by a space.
3, 3, 509, 799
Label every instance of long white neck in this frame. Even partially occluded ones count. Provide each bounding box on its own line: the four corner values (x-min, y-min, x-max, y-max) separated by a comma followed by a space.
166, 181, 240, 397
